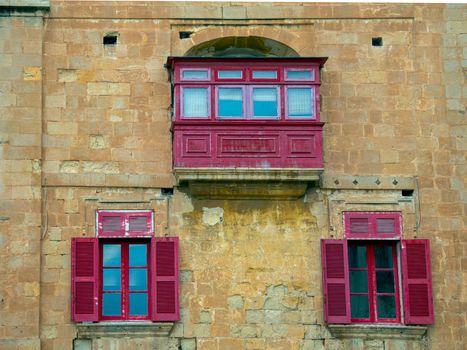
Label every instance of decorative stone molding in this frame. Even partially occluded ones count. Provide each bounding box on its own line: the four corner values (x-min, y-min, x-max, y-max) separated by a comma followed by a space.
321, 175, 416, 190
328, 324, 428, 340
76, 322, 175, 338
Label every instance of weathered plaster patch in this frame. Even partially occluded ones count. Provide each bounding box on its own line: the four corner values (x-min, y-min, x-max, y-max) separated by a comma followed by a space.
202, 207, 224, 226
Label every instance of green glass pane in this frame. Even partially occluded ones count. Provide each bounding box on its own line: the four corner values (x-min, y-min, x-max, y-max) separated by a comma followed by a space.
377, 296, 396, 319
351, 295, 369, 319
376, 271, 395, 293
348, 245, 367, 268
350, 271, 368, 293
375, 246, 393, 268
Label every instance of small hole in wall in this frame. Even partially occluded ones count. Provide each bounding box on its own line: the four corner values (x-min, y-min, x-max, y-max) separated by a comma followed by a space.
402, 189, 414, 197
103, 34, 118, 46
372, 37, 383, 46
161, 188, 174, 196
179, 31, 193, 39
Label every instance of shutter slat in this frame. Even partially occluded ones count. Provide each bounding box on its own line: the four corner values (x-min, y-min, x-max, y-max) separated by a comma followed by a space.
98, 212, 125, 237
376, 218, 395, 234
321, 240, 351, 324
151, 237, 180, 321
402, 239, 434, 324
72, 238, 99, 322
128, 212, 153, 236
349, 218, 369, 234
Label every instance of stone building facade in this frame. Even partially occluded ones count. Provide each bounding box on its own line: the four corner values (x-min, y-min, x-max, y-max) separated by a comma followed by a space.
0, 1, 465, 349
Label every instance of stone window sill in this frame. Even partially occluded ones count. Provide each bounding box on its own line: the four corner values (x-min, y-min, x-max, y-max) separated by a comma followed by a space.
76, 322, 174, 338
328, 324, 428, 340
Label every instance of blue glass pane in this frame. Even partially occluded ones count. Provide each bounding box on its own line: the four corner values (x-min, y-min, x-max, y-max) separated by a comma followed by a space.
349, 271, 368, 293
287, 70, 312, 80
103, 293, 121, 316
377, 296, 396, 318
103, 244, 121, 267
348, 245, 367, 268
129, 268, 148, 291
351, 295, 369, 319
218, 88, 243, 118
182, 70, 208, 80
129, 244, 147, 267
218, 70, 242, 79
103, 269, 121, 291
253, 88, 278, 118
287, 88, 313, 118
252, 71, 277, 79
129, 293, 148, 316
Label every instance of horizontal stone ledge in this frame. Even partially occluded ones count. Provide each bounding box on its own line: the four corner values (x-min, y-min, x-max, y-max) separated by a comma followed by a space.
76, 322, 174, 338
321, 175, 416, 190
174, 167, 323, 183
328, 324, 427, 340
0, 0, 50, 10
42, 173, 175, 188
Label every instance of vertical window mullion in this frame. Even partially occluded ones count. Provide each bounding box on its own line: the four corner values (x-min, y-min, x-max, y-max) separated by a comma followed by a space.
368, 245, 377, 322
122, 242, 128, 319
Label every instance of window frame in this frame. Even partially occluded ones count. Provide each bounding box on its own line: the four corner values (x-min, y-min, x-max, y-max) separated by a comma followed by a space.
284, 85, 317, 120
99, 239, 151, 321
180, 85, 211, 120
180, 67, 211, 82
249, 68, 281, 82
215, 85, 247, 119
284, 68, 316, 82
249, 85, 281, 120
214, 68, 245, 82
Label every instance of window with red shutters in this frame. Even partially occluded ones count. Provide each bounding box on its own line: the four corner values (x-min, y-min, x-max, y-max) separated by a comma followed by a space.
71, 211, 179, 323
321, 212, 434, 326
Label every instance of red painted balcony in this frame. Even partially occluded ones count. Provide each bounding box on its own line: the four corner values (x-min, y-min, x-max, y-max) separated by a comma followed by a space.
167, 57, 326, 197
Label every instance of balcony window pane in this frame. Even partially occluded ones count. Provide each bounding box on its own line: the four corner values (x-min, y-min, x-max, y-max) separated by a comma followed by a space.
252, 71, 277, 79
286, 70, 312, 80
218, 70, 242, 79
218, 88, 243, 118
253, 88, 278, 118
182, 70, 208, 80
183, 88, 209, 118
287, 88, 313, 118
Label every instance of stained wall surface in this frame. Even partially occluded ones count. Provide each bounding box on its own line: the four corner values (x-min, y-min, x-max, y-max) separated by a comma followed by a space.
0, 1, 465, 350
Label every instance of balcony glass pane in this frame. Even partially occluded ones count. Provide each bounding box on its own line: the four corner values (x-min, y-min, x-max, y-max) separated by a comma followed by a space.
218, 70, 242, 79
103, 293, 121, 316
252, 70, 277, 79
351, 295, 369, 319
129, 244, 147, 267
253, 88, 278, 118
287, 87, 313, 118
103, 244, 121, 267
286, 70, 312, 80
218, 88, 243, 118
183, 88, 208, 118
129, 293, 148, 316
182, 70, 208, 80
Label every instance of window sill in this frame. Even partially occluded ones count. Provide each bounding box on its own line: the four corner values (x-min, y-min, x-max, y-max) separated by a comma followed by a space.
328, 324, 428, 340
76, 322, 175, 338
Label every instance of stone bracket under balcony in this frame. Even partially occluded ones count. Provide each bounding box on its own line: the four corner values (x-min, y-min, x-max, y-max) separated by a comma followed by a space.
174, 168, 323, 199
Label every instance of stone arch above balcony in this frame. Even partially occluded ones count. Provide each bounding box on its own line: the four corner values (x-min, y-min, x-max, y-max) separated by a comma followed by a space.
173, 26, 303, 57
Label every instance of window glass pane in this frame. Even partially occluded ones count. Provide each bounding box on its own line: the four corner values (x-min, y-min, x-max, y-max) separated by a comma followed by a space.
351, 295, 369, 319
129, 244, 147, 267
287, 70, 312, 80
103, 244, 121, 267
349, 271, 368, 293
103, 293, 121, 316
182, 70, 208, 80
287, 88, 313, 118
129, 268, 148, 291
252, 70, 277, 79
103, 269, 121, 291
348, 245, 367, 268
218, 70, 242, 79
375, 246, 393, 268
218, 88, 243, 118
183, 88, 208, 118
377, 296, 396, 318
376, 271, 395, 293
129, 293, 148, 316
253, 88, 278, 118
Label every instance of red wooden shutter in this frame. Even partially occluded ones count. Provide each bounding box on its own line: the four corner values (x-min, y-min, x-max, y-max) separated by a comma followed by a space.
97, 211, 125, 237
401, 239, 434, 324
321, 239, 351, 323
71, 238, 99, 322
127, 212, 153, 236
151, 237, 180, 321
